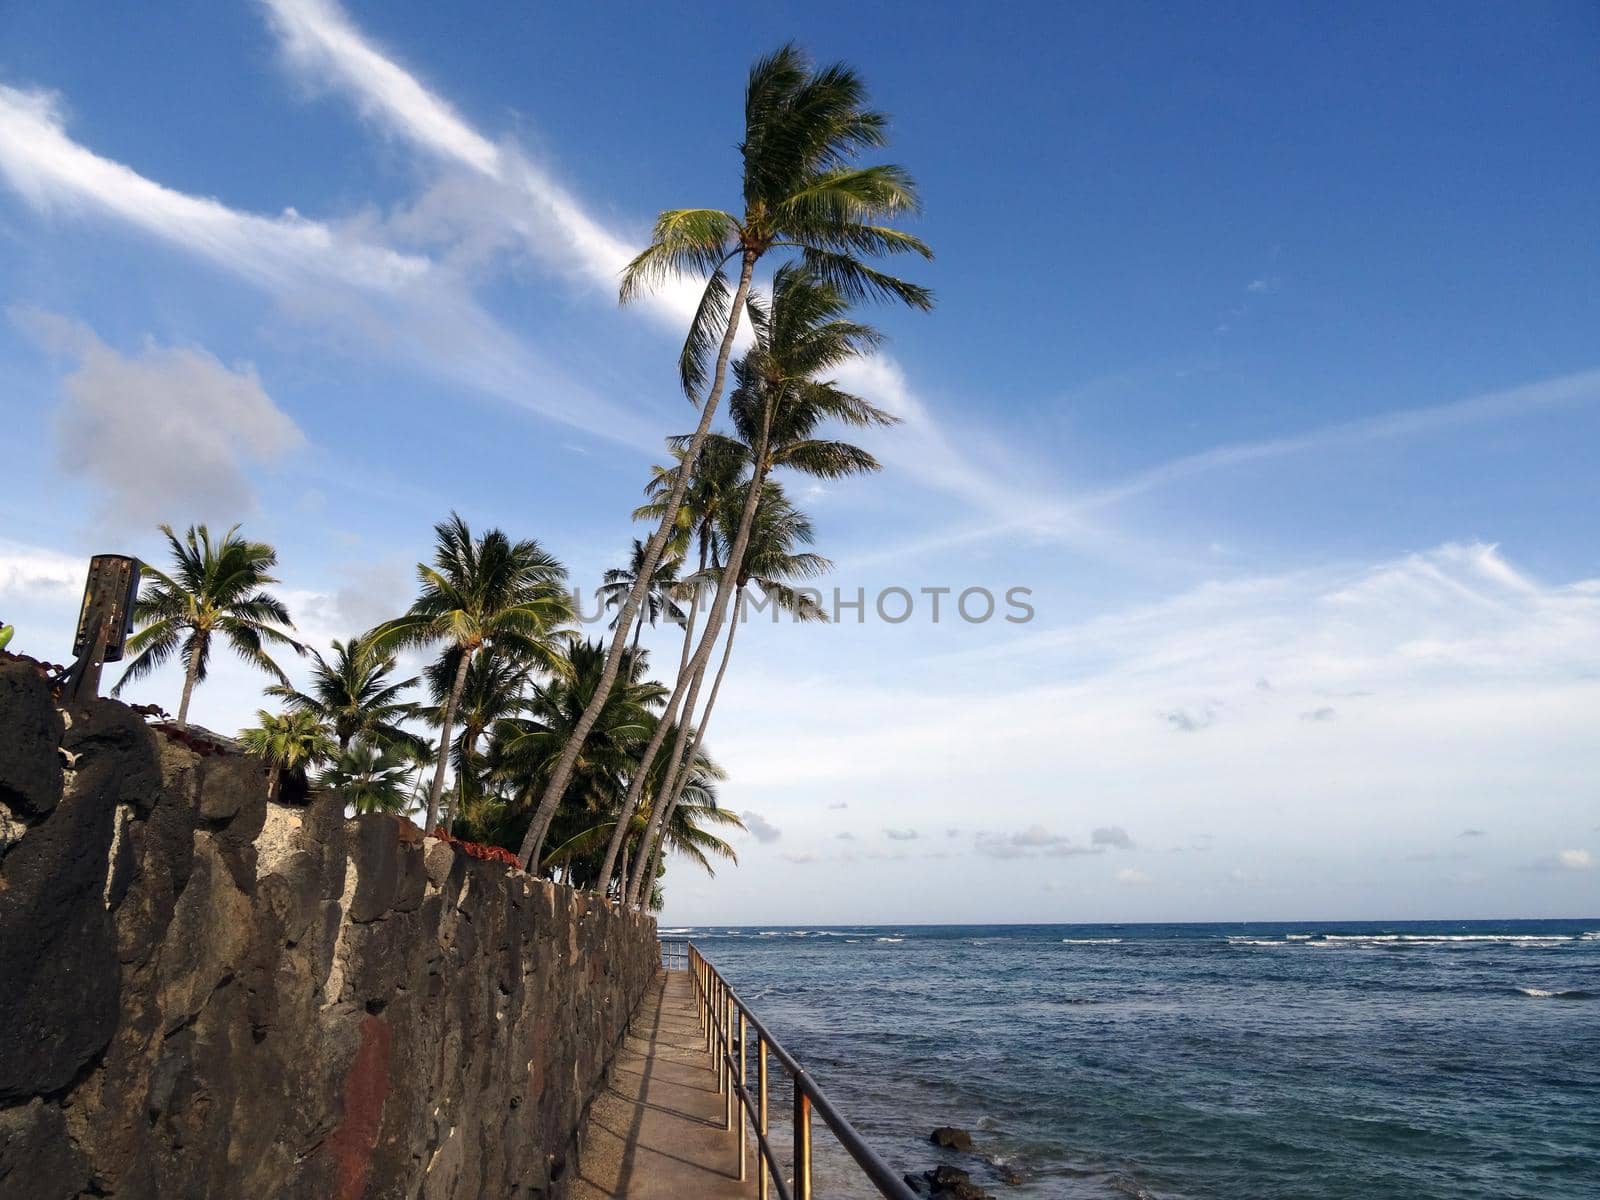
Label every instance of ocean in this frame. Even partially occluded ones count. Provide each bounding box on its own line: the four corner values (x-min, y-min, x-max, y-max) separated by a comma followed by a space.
665, 921, 1599, 1199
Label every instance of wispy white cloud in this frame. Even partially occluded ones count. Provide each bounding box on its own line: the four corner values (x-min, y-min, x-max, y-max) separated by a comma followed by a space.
260, 0, 705, 324
14, 309, 304, 526
1552, 849, 1591, 871
0, 85, 424, 291
741, 811, 783, 844
0, 82, 646, 446
855, 368, 1600, 567
256, 0, 1056, 531
710, 543, 1600, 884
1075, 369, 1600, 515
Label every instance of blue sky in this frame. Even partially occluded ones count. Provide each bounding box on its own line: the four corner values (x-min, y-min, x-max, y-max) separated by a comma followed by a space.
2, 1, 1596, 923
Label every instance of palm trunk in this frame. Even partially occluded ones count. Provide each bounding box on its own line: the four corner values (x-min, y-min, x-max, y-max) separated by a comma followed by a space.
618, 839, 630, 902
520, 249, 759, 870
175, 636, 204, 730
426, 650, 472, 834
626, 405, 772, 906
593, 539, 707, 896
631, 613, 643, 654
637, 588, 744, 908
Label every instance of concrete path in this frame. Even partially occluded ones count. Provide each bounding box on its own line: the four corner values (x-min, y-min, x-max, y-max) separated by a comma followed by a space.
572, 970, 752, 1199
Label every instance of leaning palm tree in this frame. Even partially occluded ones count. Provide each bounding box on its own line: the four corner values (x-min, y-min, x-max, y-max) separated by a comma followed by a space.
317, 738, 413, 815
372, 513, 573, 835
266, 634, 420, 752
589, 445, 745, 892
523, 44, 932, 871
238, 708, 334, 799
626, 484, 829, 904
619, 270, 885, 903
114, 523, 301, 729
635, 750, 741, 909
597, 539, 689, 652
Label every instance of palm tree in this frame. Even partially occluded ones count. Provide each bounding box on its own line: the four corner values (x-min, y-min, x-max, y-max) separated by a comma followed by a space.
494, 641, 663, 869
114, 523, 302, 729
399, 738, 437, 819
589, 444, 745, 892
622, 270, 886, 903
423, 649, 527, 833
523, 44, 932, 871
238, 708, 334, 798
627, 484, 829, 905
266, 634, 420, 752
317, 738, 413, 815
634, 751, 742, 909
372, 513, 573, 835
597, 539, 689, 652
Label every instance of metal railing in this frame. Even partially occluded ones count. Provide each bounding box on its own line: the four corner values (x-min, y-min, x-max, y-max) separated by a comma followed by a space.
660, 938, 690, 972
682, 941, 918, 1200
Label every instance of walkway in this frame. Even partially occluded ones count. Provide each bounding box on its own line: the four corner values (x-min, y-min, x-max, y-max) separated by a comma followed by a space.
572, 969, 752, 1199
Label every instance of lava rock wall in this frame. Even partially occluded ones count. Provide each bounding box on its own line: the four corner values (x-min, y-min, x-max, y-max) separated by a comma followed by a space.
0, 659, 658, 1199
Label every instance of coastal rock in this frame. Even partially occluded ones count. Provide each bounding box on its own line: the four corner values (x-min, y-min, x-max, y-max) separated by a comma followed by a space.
904, 1163, 995, 1199
0, 658, 63, 818
931, 1124, 975, 1152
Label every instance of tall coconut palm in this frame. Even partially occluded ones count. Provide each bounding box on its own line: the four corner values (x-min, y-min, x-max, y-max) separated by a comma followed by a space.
317, 738, 413, 815
523, 44, 932, 871
589, 444, 745, 892
596, 539, 689, 653
114, 523, 302, 729
494, 641, 663, 870
636, 754, 742, 909
238, 708, 334, 799
622, 270, 887, 903
372, 513, 573, 835
423, 649, 527, 833
266, 634, 420, 752
628, 485, 829, 904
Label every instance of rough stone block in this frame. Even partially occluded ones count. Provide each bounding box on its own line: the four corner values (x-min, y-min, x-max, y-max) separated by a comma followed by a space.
0, 660, 62, 818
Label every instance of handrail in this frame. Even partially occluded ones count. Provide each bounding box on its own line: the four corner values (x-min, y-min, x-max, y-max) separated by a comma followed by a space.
672, 940, 918, 1200
659, 937, 689, 972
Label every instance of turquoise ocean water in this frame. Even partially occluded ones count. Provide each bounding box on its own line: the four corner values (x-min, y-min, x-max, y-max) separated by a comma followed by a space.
670, 921, 1599, 1198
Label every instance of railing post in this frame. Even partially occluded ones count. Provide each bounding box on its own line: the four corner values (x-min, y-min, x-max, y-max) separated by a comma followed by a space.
737, 1010, 748, 1181
757, 1036, 769, 1200
723, 989, 734, 1130
793, 1086, 812, 1200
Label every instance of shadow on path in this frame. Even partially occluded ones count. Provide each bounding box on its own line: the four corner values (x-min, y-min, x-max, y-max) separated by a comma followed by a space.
572, 971, 751, 1198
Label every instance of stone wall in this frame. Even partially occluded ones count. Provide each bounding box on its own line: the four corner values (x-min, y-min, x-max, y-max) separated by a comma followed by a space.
0, 658, 659, 1199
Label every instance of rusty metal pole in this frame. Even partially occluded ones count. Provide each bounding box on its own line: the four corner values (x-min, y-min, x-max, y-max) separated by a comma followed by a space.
793, 1088, 813, 1200
757, 1038, 769, 1200
723, 989, 734, 1131
737, 1010, 748, 1181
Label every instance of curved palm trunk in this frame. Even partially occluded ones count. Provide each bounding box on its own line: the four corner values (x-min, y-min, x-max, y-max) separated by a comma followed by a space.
635, 587, 744, 907
593, 540, 708, 895
625, 410, 773, 907
519, 250, 759, 871
175, 635, 205, 730
425, 650, 473, 833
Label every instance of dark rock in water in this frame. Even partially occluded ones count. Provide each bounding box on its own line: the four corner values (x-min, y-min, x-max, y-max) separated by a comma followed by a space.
906, 1163, 995, 1199
992, 1160, 1024, 1185
930, 1124, 975, 1152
